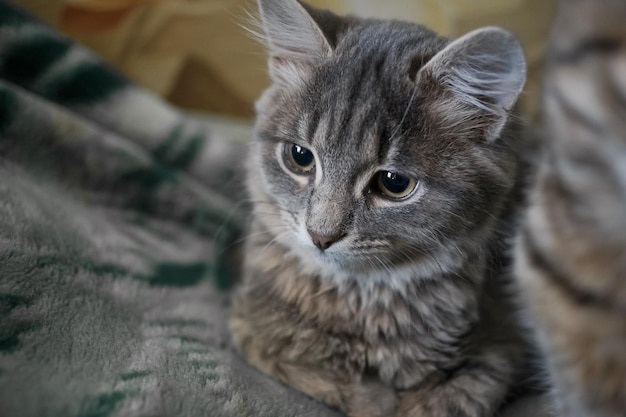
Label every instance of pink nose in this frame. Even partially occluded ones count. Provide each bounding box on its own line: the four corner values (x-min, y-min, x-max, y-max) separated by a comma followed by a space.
308, 231, 345, 251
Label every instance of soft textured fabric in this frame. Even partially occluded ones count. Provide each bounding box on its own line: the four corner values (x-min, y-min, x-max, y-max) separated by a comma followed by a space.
0, 2, 340, 416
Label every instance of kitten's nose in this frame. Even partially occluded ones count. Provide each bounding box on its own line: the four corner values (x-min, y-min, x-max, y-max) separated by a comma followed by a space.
308, 230, 345, 251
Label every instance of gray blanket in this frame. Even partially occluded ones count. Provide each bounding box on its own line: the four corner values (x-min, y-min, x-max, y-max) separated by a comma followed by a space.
0, 2, 340, 416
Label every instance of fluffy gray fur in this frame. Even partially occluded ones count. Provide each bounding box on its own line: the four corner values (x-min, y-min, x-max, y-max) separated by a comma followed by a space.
231, 1, 536, 416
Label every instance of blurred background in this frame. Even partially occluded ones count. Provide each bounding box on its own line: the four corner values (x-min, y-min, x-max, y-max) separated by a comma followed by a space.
13, 0, 558, 121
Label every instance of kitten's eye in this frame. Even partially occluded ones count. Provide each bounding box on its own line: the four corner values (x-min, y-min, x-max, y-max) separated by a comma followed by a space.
284, 143, 315, 174
375, 171, 418, 200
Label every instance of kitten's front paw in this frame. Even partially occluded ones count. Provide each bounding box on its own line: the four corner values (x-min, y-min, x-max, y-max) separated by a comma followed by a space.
396, 386, 486, 417
347, 379, 398, 417
396, 389, 445, 417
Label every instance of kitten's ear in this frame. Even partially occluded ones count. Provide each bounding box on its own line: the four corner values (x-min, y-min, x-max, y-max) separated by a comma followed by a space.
257, 0, 337, 86
418, 27, 526, 141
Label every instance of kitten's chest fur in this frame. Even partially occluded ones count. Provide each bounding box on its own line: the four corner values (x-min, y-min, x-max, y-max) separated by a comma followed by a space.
231, 220, 511, 390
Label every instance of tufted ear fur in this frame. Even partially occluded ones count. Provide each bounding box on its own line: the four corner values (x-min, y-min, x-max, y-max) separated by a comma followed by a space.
417, 27, 527, 141
256, 0, 339, 86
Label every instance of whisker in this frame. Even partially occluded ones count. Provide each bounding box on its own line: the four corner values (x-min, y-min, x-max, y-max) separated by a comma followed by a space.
389, 85, 418, 142
257, 229, 293, 259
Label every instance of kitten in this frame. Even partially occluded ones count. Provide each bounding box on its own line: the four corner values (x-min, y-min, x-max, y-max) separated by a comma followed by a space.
514, 0, 626, 416
230, 1, 532, 416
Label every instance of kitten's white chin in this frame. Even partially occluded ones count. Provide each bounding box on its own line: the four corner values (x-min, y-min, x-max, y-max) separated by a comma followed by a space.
291, 241, 391, 278
286, 234, 472, 291
274, 222, 465, 286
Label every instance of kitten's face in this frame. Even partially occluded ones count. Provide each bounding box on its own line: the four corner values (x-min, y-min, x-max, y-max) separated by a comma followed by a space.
249, 1, 525, 275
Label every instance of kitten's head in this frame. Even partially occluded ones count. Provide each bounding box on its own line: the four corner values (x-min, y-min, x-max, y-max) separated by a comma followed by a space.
248, 0, 526, 277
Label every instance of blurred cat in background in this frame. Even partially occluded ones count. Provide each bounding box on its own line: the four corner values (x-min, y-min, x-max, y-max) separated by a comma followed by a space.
515, 0, 626, 416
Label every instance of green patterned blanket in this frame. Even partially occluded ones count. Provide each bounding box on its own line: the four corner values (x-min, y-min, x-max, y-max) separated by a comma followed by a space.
0, 2, 339, 416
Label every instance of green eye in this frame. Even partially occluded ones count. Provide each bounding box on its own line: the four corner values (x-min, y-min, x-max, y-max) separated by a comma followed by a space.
285, 143, 315, 173
376, 171, 418, 199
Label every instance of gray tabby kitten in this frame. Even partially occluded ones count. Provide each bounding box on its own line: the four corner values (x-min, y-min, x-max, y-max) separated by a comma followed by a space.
230, 0, 530, 416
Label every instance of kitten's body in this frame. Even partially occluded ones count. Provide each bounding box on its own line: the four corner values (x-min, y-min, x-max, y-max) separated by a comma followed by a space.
515, 1, 626, 416
232, 217, 526, 417
231, 1, 533, 416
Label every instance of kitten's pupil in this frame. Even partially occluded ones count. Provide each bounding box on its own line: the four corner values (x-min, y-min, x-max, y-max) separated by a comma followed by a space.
376, 171, 417, 199
291, 143, 315, 170
286, 143, 315, 173
381, 172, 409, 194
